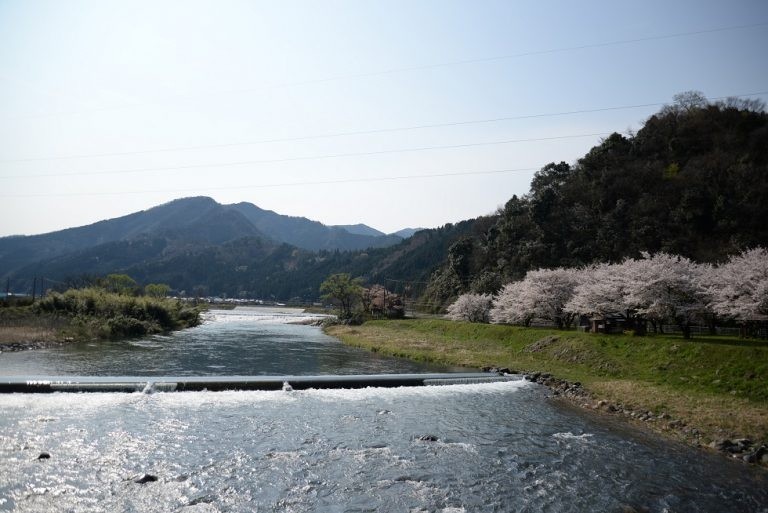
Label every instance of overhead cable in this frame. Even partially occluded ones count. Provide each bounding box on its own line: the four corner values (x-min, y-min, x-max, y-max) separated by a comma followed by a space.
1, 90, 765, 163
0, 132, 608, 180
0, 166, 540, 198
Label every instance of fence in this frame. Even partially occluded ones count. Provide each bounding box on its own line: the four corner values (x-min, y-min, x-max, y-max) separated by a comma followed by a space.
659, 325, 741, 337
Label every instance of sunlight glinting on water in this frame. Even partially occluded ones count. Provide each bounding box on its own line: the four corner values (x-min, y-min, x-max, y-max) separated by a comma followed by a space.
2, 307, 767, 512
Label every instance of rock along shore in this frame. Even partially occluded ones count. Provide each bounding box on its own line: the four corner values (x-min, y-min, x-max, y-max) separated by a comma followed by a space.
0, 338, 73, 352
498, 368, 768, 469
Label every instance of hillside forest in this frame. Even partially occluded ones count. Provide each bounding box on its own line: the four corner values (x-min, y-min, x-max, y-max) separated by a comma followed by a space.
422, 93, 768, 309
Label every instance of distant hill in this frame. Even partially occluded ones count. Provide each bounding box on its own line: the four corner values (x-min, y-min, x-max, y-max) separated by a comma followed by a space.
0, 197, 407, 281
334, 224, 424, 239
6, 219, 479, 302
332, 224, 386, 237
119, 217, 488, 301
391, 228, 423, 239
1, 196, 431, 298
0, 197, 262, 278
225, 203, 402, 251
422, 95, 768, 309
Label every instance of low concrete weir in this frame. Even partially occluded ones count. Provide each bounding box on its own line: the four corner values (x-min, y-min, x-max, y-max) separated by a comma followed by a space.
0, 373, 516, 393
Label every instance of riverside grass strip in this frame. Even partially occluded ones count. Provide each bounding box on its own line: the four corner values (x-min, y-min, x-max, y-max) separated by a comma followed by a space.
326, 319, 768, 447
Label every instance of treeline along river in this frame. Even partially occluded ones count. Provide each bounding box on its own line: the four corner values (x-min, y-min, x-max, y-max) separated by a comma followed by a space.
1, 307, 766, 512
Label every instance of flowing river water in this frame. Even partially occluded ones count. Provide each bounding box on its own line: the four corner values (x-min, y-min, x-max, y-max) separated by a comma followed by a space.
1, 307, 766, 512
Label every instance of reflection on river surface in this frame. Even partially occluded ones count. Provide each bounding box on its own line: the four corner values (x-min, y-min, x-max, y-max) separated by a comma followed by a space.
0, 307, 454, 376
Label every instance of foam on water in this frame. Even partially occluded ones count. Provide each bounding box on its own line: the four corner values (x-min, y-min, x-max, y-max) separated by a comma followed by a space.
552, 432, 594, 442
1, 390, 145, 413
203, 306, 330, 326
0, 379, 529, 412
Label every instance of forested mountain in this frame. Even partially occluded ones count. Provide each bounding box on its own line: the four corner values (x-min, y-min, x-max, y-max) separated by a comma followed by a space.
119, 217, 485, 301
2, 192, 460, 299
8, 216, 481, 301
392, 228, 424, 239
226, 202, 402, 251
1, 197, 409, 288
332, 224, 385, 237
0, 197, 262, 277
422, 95, 768, 309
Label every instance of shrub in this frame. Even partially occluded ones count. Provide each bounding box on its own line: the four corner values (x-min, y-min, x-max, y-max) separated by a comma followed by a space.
32, 288, 202, 340
106, 315, 152, 338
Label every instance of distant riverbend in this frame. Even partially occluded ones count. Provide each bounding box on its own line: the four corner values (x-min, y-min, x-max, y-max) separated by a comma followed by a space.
0, 307, 452, 376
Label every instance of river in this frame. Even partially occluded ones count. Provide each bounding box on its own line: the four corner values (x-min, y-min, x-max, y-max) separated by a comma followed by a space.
1, 307, 766, 512
0, 307, 455, 377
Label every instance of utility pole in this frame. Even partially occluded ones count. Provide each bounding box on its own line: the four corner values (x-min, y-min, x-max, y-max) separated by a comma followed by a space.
32, 276, 36, 302
5, 278, 9, 298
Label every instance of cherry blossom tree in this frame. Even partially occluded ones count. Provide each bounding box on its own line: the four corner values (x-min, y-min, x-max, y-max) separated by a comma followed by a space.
363, 284, 404, 318
445, 293, 493, 323
491, 268, 580, 328
624, 252, 709, 339
528, 268, 581, 328
489, 280, 536, 326
564, 261, 634, 322
704, 247, 768, 323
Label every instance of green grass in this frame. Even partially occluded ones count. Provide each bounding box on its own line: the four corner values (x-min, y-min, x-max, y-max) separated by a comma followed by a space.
327, 319, 768, 443
1, 288, 203, 343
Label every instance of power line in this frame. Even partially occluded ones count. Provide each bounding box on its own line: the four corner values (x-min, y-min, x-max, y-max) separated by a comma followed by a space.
385, 278, 432, 285
40, 276, 67, 285
0, 166, 540, 198
0, 131, 609, 180
2, 90, 766, 164
5, 21, 766, 122
299, 21, 767, 84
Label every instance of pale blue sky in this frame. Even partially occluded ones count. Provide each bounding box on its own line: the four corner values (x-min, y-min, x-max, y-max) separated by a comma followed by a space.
1, 0, 766, 236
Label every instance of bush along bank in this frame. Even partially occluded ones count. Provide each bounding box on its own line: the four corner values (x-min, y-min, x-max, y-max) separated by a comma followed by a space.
1, 288, 202, 349
326, 319, 768, 469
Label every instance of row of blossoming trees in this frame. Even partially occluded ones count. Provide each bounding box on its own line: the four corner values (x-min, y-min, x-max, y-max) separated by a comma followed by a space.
445, 248, 768, 339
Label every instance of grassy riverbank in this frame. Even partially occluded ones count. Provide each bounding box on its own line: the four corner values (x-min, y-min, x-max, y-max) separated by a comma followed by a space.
326, 319, 768, 448
0, 288, 202, 348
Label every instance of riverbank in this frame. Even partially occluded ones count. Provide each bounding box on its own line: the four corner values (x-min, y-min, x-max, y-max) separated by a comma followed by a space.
326, 319, 768, 467
0, 326, 69, 351
0, 289, 203, 351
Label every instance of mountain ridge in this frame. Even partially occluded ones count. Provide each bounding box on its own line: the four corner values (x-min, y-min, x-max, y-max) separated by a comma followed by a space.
332, 224, 386, 238
0, 197, 262, 277
0, 197, 419, 291
225, 202, 403, 251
